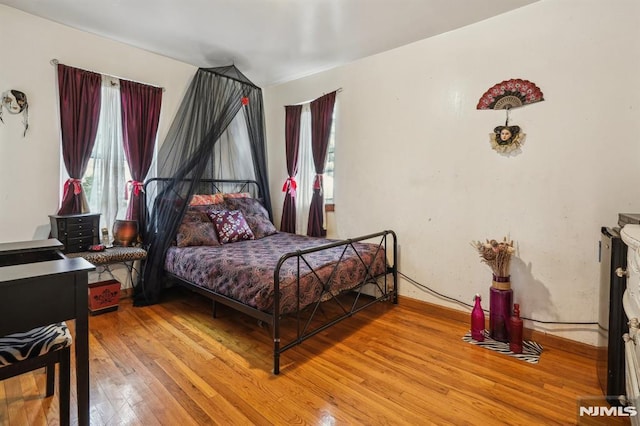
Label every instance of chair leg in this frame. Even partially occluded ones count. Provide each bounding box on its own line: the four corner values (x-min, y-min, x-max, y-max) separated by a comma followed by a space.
58, 347, 71, 426
45, 364, 55, 397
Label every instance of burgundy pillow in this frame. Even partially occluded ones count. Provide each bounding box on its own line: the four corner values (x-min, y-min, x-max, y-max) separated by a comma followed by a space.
207, 209, 254, 244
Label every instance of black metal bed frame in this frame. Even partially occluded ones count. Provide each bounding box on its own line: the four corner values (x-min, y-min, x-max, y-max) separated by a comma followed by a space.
143, 178, 398, 374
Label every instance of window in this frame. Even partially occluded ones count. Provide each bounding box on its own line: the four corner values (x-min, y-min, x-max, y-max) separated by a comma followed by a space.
80, 76, 155, 235
295, 102, 337, 234
213, 107, 256, 183
323, 106, 336, 205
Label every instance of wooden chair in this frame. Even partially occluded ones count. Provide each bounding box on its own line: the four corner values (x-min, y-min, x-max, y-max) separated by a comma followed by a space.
0, 322, 72, 426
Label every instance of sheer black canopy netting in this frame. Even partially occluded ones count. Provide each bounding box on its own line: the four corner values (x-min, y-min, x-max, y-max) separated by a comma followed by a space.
135, 66, 272, 306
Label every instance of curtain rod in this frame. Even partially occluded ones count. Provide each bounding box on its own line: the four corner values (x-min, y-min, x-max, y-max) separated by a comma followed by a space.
324, 88, 343, 95
50, 59, 166, 92
288, 88, 343, 106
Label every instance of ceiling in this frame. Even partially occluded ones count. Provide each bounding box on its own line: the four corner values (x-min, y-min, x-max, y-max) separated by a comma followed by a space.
1, 0, 538, 87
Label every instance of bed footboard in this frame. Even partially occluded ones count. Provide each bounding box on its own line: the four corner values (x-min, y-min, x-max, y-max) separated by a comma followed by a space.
272, 229, 398, 374
166, 229, 398, 375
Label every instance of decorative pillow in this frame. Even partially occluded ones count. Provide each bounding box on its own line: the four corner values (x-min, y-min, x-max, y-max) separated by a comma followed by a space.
190, 193, 225, 206
224, 197, 269, 217
176, 209, 219, 247
207, 209, 254, 244
222, 192, 251, 199
182, 208, 210, 222
188, 204, 224, 216
223, 197, 276, 239
245, 214, 278, 239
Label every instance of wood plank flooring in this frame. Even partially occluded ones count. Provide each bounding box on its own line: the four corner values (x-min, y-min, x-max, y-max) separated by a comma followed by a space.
0, 287, 629, 425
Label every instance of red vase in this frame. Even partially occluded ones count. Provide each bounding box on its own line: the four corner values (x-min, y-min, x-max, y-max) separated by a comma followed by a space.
471, 294, 485, 341
509, 303, 523, 353
489, 275, 512, 342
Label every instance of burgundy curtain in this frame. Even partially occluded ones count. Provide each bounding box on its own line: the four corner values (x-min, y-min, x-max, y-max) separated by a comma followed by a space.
56, 64, 102, 215
120, 79, 163, 227
307, 91, 336, 237
280, 105, 302, 233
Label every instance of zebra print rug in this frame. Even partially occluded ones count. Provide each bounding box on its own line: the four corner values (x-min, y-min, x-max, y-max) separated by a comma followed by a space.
462, 330, 543, 364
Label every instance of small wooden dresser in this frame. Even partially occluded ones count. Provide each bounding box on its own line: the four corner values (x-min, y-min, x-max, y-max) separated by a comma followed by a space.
49, 213, 100, 253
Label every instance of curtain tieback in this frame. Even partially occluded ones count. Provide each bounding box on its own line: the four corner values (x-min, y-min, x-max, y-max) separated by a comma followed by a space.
313, 174, 323, 191
63, 178, 83, 196
281, 177, 297, 196
125, 180, 145, 200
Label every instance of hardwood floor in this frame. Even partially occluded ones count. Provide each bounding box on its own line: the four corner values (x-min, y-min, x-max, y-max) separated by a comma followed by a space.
0, 287, 629, 425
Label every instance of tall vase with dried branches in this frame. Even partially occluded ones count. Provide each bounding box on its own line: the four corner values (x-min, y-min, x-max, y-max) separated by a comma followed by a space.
472, 237, 515, 342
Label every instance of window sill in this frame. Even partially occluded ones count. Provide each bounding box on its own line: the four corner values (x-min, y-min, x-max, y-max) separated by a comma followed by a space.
325, 203, 335, 212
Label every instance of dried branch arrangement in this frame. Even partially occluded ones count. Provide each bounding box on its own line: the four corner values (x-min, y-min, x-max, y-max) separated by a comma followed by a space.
471, 237, 515, 277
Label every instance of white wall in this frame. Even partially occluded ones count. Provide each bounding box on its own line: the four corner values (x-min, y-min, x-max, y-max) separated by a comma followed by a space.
0, 5, 195, 242
264, 0, 640, 344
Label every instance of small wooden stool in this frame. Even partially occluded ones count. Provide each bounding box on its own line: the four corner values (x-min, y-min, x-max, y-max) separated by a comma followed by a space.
0, 322, 72, 426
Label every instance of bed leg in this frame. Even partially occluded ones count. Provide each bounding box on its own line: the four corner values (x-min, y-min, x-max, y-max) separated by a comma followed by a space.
212, 300, 217, 318
273, 339, 280, 375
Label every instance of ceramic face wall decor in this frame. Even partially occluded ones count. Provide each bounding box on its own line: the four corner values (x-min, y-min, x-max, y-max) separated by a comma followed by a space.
1, 89, 29, 136
490, 124, 525, 155
2, 90, 27, 114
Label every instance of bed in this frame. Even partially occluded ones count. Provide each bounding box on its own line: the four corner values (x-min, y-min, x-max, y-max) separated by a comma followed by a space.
143, 178, 398, 374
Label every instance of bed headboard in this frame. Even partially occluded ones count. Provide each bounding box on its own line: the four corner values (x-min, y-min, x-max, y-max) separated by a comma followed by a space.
143, 178, 261, 199
141, 178, 263, 232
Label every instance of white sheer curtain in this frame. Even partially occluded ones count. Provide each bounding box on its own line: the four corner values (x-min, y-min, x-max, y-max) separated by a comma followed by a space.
296, 103, 314, 235
85, 76, 129, 236
213, 107, 257, 193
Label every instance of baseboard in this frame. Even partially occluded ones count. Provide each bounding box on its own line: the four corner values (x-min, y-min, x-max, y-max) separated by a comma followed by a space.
398, 295, 598, 360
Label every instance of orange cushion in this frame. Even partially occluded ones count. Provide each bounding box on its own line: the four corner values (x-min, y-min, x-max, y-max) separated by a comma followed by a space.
189, 193, 224, 206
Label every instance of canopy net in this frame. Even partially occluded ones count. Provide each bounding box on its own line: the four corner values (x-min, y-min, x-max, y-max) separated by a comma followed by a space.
135, 66, 272, 306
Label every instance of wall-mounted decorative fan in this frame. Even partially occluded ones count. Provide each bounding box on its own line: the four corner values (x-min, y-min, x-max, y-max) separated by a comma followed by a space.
477, 79, 543, 155
476, 79, 544, 110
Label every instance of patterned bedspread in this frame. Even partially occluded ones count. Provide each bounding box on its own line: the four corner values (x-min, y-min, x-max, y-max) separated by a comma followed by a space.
165, 232, 388, 314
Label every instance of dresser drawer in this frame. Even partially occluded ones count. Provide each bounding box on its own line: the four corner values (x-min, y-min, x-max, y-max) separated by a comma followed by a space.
65, 236, 94, 253
65, 215, 99, 227
67, 223, 97, 237
67, 233, 96, 245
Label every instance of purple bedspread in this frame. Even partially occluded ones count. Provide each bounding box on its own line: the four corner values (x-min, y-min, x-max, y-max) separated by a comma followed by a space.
165, 232, 387, 314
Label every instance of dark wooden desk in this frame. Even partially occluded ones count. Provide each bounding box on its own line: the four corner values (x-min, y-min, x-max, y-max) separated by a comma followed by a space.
0, 239, 94, 426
